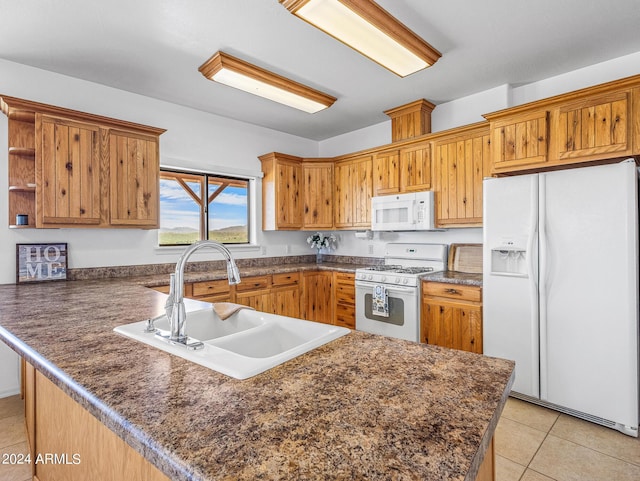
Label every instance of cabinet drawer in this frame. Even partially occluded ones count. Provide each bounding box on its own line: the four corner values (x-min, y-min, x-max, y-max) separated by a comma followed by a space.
151, 285, 170, 294
272, 272, 300, 287
192, 279, 229, 297
335, 285, 355, 305
335, 303, 355, 329
422, 282, 482, 302
236, 275, 271, 292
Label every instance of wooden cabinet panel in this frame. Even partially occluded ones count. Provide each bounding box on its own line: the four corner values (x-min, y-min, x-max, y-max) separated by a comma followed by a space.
333, 272, 355, 329
423, 282, 482, 302
260, 153, 303, 230
272, 272, 300, 287
373, 148, 400, 195
399, 142, 431, 192
109, 130, 160, 227
302, 161, 333, 229
491, 110, 549, 173
236, 289, 272, 312
555, 91, 632, 161
422, 300, 482, 354
36, 115, 102, 226
433, 129, 490, 227
192, 279, 231, 297
302, 271, 333, 323
334, 156, 373, 229
236, 275, 271, 292
421, 281, 483, 354
272, 285, 300, 318
31, 366, 170, 481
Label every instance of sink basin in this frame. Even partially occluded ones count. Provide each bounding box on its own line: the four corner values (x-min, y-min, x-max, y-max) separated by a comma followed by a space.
114, 307, 350, 379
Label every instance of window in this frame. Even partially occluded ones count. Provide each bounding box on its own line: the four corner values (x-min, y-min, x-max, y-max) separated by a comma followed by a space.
158, 169, 250, 246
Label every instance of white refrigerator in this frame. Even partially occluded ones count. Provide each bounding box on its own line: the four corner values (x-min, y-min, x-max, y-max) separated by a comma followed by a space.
483, 160, 639, 437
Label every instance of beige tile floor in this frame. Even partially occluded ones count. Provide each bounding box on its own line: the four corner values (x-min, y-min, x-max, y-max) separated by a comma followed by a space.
496, 397, 640, 481
1, 394, 639, 481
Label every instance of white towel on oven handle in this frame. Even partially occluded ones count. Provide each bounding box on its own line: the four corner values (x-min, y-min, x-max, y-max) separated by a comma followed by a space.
372, 284, 389, 317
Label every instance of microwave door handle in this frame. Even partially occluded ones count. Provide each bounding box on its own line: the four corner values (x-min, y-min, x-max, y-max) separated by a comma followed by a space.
406, 201, 416, 225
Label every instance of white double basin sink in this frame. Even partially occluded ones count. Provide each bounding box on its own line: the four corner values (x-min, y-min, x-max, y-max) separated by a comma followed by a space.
114, 307, 350, 379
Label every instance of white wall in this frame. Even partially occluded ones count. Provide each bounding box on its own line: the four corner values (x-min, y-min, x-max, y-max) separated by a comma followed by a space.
0, 59, 322, 285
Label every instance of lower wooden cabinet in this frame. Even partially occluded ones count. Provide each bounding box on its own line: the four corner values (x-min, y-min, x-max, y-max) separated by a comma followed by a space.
301, 271, 334, 324
150, 269, 356, 327
333, 272, 355, 329
421, 281, 483, 354
23, 362, 170, 481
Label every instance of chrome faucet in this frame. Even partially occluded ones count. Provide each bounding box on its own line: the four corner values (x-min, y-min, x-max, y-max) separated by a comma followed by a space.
163, 240, 241, 346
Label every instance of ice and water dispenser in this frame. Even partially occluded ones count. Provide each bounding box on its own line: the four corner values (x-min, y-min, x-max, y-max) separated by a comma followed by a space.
489, 238, 528, 277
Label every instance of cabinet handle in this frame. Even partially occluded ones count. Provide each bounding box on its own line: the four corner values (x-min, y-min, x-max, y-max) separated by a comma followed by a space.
444, 288, 459, 295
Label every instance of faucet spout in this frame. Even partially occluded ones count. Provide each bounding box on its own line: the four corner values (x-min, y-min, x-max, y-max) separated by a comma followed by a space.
168, 240, 241, 342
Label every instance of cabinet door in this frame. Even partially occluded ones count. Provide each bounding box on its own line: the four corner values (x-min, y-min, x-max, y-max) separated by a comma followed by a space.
37, 115, 102, 226
302, 271, 333, 323
399, 142, 431, 192
352, 156, 373, 227
333, 161, 352, 228
272, 285, 301, 318
373, 149, 400, 195
491, 111, 549, 173
302, 162, 333, 229
236, 290, 272, 313
421, 300, 482, 354
110, 130, 160, 227
433, 133, 490, 227
555, 91, 632, 161
274, 159, 303, 229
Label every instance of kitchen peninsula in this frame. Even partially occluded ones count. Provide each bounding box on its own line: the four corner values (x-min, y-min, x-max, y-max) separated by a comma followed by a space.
0, 278, 513, 481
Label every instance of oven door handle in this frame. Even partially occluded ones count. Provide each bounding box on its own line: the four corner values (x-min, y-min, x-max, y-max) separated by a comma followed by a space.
355, 281, 417, 294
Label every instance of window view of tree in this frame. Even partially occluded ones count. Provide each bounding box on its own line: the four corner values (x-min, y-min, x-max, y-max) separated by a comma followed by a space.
158, 170, 249, 246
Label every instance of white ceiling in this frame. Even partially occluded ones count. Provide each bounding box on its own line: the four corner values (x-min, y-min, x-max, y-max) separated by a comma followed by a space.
2, 0, 640, 141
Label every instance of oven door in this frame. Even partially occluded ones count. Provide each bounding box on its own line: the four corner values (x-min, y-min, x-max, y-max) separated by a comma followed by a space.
355, 281, 419, 342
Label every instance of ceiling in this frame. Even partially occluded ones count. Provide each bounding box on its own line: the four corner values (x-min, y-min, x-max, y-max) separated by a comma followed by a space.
2, 0, 640, 141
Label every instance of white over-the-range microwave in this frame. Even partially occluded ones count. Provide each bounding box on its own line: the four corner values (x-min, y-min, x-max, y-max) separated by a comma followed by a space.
371, 191, 436, 231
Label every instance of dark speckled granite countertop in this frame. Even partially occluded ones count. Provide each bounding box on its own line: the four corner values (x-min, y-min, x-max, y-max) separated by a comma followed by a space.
421, 270, 483, 287
0, 276, 511, 481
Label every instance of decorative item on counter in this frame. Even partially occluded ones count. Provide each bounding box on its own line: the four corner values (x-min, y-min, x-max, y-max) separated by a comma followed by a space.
16, 214, 28, 226
16, 243, 68, 283
306, 232, 337, 263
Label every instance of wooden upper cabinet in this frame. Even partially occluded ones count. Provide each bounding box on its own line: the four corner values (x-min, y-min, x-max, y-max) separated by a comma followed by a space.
486, 75, 640, 174
373, 148, 400, 195
2, 95, 165, 229
432, 124, 490, 227
399, 141, 431, 192
334, 155, 373, 229
109, 130, 160, 227
302, 161, 333, 229
260, 153, 303, 230
490, 110, 549, 174
36, 115, 103, 226
554, 90, 632, 161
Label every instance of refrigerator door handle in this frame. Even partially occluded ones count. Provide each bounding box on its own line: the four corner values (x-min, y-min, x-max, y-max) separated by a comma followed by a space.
527, 175, 541, 398
539, 174, 549, 400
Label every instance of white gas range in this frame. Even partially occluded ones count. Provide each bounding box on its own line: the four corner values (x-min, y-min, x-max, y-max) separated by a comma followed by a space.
355, 243, 448, 342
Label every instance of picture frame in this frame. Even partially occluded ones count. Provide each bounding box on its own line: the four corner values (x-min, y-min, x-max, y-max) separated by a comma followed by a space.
16, 243, 68, 284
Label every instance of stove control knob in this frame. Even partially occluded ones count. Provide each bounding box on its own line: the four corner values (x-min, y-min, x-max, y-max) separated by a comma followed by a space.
395, 277, 401, 283
367, 274, 373, 280
403, 278, 409, 285
381, 276, 386, 282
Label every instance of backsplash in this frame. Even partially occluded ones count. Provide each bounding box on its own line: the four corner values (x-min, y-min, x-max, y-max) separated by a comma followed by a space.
67, 254, 382, 281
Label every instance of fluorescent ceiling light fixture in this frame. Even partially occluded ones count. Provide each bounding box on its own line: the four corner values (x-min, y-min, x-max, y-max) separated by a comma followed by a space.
280, 0, 441, 77
198, 51, 337, 113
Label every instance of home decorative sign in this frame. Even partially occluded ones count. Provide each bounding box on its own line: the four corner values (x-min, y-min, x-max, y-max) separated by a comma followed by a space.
16, 243, 68, 283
